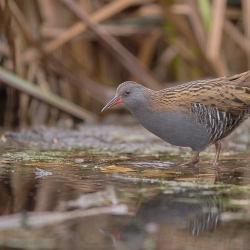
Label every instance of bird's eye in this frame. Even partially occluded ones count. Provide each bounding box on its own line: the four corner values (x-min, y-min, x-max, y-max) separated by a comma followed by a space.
125, 90, 130, 95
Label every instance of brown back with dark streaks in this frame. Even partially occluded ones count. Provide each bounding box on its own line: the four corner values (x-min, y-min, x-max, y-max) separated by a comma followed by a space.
146, 70, 250, 119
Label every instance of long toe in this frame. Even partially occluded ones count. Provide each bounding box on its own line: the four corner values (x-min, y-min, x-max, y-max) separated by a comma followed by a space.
180, 152, 200, 168
180, 161, 197, 168
180, 159, 199, 168
213, 161, 219, 168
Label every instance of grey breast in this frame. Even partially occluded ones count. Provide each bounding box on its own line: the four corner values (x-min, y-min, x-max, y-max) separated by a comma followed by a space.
131, 107, 210, 151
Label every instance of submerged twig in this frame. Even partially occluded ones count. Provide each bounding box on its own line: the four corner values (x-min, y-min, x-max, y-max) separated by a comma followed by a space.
0, 204, 128, 230
58, 186, 118, 210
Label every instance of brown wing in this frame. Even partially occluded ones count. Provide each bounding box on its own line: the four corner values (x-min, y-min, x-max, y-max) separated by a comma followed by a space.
159, 78, 250, 118
188, 84, 249, 116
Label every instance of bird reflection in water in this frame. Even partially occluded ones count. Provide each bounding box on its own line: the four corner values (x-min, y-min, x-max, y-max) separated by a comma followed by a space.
102, 190, 222, 249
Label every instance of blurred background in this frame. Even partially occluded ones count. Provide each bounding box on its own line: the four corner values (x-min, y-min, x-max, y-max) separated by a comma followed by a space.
0, 0, 249, 130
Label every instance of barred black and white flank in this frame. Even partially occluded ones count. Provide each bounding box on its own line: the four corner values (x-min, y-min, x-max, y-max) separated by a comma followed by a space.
190, 103, 249, 145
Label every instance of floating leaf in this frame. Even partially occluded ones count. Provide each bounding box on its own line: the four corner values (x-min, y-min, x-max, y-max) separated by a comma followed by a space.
101, 165, 136, 173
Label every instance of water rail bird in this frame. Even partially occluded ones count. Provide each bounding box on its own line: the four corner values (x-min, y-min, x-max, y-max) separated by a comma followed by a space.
102, 71, 250, 167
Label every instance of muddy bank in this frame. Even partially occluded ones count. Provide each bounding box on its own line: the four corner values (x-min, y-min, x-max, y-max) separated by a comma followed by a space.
1, 118, 250, 155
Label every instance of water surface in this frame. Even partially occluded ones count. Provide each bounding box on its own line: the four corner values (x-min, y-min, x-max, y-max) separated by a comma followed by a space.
0, 144, 250, 250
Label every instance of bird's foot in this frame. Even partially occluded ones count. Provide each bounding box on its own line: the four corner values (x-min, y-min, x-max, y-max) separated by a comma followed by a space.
213, 161, 219, 168
212, 159, 221, 171
180, 160, 198, 168
180, 152, 200, 168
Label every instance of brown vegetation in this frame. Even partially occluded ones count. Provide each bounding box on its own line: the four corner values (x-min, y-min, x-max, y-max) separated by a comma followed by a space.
0, 0, 248, 128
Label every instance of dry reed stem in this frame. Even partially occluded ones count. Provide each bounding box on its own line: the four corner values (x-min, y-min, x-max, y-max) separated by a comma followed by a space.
60, 0, 162, 89
0, 67, 97, 121
8, 0, 114, 103
186, 0, 206, 52
159, 0, 202, 53
206, 0, 227, 76
242, 0, 250, 68
24, 0, 151, 64
134, 29, 162, 82
224, 20, 250, 56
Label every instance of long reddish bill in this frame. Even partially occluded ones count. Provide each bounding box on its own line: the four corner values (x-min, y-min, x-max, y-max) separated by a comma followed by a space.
101, 96, 122, 113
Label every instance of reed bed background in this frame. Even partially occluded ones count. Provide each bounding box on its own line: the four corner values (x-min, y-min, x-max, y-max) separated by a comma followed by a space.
0, 0, 248, 129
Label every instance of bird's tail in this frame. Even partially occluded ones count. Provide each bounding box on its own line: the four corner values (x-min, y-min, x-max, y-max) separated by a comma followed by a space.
225, 70, 250, 87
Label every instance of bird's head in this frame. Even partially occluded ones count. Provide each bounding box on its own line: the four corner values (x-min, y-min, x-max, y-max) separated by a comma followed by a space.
101, 81, 147, 112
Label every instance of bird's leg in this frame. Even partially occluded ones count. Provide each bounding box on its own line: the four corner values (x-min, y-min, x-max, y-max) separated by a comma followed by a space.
180, 152, 200, 167
213, 141, 221, 167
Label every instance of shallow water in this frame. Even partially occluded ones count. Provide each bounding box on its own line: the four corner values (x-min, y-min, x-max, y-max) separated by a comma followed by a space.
0, 145, 250, 250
